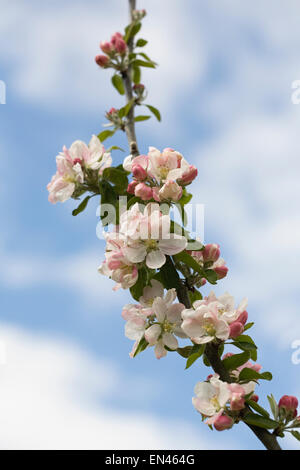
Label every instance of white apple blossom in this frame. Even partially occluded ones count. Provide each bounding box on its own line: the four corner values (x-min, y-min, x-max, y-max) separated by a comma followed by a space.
144, 290, 186, 359
47, 155, 84, 204
192, 376, 231, 425
193, 291, 248, 325
181, 304, 230, 344
119, 203, 187, 269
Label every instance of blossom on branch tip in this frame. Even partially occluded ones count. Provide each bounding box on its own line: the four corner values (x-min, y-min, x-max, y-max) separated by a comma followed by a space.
123, 147, 198, 203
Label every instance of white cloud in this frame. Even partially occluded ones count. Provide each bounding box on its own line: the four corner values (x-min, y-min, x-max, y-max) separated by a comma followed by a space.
0, 323, 221, 450
192, 112, 300, 347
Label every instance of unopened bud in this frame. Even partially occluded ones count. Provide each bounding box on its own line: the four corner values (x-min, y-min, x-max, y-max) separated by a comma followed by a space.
203, 244, 220, 263
230, 393, 245, 411
100, 41, 114, 54
214, 414, 234, 431
135, 182, 153, 201
132, 164, 147, 181
132, 9, 147, 21
95, 54, 109, 68
127, 181, 139, 195
229, 321, 244, 339
278, 395, 298, 420
179, 165, 198, 185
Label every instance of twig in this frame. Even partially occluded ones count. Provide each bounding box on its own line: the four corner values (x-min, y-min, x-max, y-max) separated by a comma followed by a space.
122, 0, 139, 157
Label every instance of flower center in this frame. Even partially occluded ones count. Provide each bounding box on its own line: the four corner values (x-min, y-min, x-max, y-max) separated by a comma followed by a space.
210, 395, 221, 411
145, 239, 158, 250
159, 166, 169, 179
204, 322, 216, 336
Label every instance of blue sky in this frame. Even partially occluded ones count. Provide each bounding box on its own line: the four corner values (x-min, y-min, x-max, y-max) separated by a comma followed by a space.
0, 0, 300, 449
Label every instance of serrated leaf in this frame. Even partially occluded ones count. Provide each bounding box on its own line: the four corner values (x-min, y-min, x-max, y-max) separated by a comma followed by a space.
130, 268, 148, 301
134, 59, 156, 68
173, 251, 203, 275
98, 129, 115, 142
267, 394, 279, 420
119, 99, 135, 118
247, 400, 270, 418
185, 344, 205, 369
72, 196, 91, 216
132, 65, 141, 84
107, 145, 124, 152
243, 413, 278, 429
102, 167, 128, 192
134, 115, 151, 122
291, 430, 300, 441
176, 346, 193, 358
136, 38, 148, 47
244, 322, 254, 331
239, 367, 272, 382
133, 336, 148, 357
145, 104, 161, 121
222, 351, 250, 371
111, 74, 125, 95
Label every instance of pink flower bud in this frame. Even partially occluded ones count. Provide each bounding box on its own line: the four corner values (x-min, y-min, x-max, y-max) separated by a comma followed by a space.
100, 41, 114, 54
127, 181, 139, 195
179, 165, 198, 185
95, 54, 109, 68
202, 243, 220, 263
278, 395, 298, 416
230, 393, 245, 411
159, 180, 183, 201
132, 164, 147, 181
152, 187, 161, 202
206, 374, 213, 381
214, 414, 234, 431
111, 32, 123, 44
229, 321, 244, 339
108, 107, 118, 115
251, 394, 259, 403
237, 310, 248, 325
133, 83, 145, 92
214, 265, 228, 280
116, 38, 127, 54
135, 182, 153, 201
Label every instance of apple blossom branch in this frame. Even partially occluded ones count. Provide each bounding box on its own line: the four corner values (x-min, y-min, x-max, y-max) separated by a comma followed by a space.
46, 0, 300, 451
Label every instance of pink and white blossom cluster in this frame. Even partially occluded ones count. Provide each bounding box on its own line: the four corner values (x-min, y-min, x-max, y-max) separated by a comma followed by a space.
181, 291, 248, 344
188, 243, 228, 281
192, 374, 256, 431
123, 147, 198, 202
122, 280, 187, 359
47, 135, 111, 204
98, 203, 187, 288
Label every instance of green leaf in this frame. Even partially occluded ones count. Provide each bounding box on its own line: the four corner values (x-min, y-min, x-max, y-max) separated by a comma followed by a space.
247, 400, 270, 418
243, 413, 278, 429
159, 256, 181, 291
111, 74, 125, 95
145, 104, 161, 121
102, 167, 128, 192
185, 344, 206, 369
124, 22, 142, 43
98, 129, 115, 142
222, 351, 250, 371
106, 145, 124, 153
136, 38, 148, 47
138, 52, 155, 63
132, 65, 141, 84
189, 289, 202, 304
267, 394, 279, 420
291, 430, 300, 441
130, 268, 148, 301
234, 335, 257, 360
203, 269, 218, 285
173, 251, 203, 275
72, 196, 91, 216
176, 346, 193, 358
179, 189, 193, 206
134, 59, 156, 68
119, 99, 134, 118
134, 115, 151, 122
133, 336, 148, 358
239, 367, 272, 382
244, 322, 255, 332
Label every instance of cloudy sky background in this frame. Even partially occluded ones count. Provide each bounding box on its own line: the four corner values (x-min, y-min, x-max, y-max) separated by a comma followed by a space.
0, 0, 300, 449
